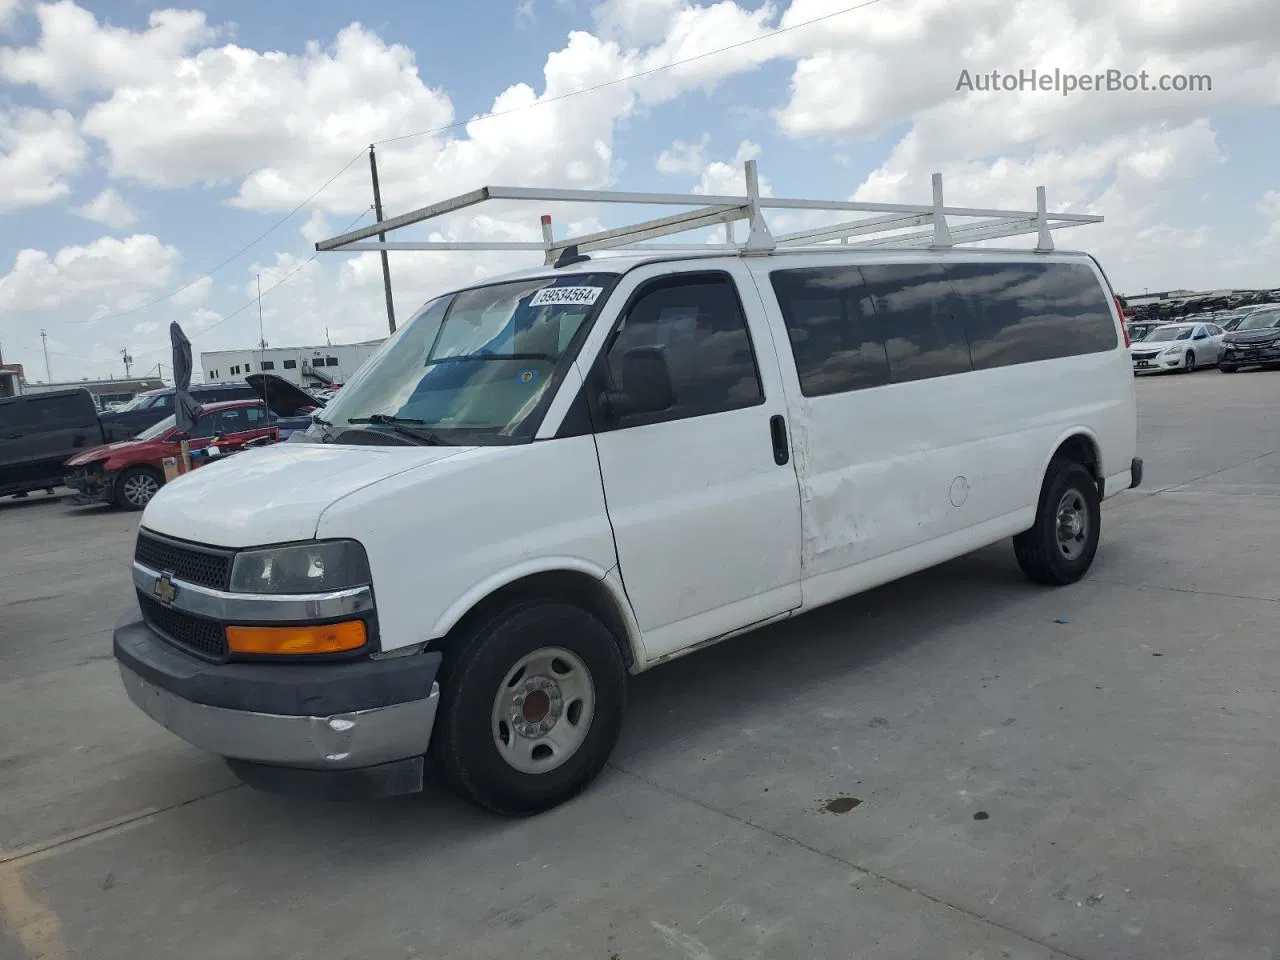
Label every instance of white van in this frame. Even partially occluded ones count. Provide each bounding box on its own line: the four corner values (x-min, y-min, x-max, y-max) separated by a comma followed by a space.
114, 170, 1141, 814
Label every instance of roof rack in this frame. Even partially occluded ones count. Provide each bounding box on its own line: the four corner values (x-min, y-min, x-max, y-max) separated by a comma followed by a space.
315, 160, 1102, 265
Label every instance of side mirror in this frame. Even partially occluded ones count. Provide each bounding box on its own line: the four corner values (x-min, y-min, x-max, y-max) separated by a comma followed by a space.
601, 347, 675, 420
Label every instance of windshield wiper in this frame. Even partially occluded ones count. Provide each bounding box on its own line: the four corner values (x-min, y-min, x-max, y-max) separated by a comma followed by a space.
346, 414, 451, 445
422, 352, 555, 368
312, 415, 333, 426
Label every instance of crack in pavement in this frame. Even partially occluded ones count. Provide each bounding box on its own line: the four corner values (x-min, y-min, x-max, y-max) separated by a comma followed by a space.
607, 762, 1087, 960
0, 785, 244, 960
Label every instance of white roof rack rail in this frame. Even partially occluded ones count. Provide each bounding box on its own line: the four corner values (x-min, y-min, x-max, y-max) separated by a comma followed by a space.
315, 161, 1101, 265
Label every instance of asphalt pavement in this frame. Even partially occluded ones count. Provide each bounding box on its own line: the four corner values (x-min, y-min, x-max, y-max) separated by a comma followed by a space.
2, 369, 1278, 960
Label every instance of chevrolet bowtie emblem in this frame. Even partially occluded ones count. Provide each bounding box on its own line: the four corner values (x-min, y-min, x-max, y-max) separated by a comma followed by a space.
153, 574, 177, 605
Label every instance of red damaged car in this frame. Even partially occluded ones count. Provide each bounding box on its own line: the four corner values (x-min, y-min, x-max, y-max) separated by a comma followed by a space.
64, 399, 279, 510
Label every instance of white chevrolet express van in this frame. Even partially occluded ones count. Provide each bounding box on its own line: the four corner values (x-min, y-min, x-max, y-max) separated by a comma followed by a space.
115, 242, 1141, 814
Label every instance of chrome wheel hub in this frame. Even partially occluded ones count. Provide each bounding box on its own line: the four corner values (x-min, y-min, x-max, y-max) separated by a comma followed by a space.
123, 474, 159, 506
491, 647, 595, 775
1055, 489, 1089, 561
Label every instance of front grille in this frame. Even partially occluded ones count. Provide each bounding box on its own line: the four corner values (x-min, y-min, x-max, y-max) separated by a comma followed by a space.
1132, 351, 1159, 361
135, 530, 233, 591
138, 592, 228, 660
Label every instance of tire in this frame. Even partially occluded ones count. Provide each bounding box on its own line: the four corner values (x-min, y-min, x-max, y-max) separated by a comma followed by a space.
114, 466, 163, 511
1220, 365, 1238, 373
431, 602, 627, 816
1183, 351, 1196, 373
1013, 460, 1101, 586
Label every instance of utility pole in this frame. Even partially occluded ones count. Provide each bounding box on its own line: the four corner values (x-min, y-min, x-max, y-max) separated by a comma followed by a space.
369, 144, 396, 335
40, 330, 51, 383
121, 348, 133, 378
256, 274, 268, 352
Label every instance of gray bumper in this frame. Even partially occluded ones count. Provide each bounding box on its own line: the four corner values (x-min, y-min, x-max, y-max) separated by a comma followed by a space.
119, 663, 438, 770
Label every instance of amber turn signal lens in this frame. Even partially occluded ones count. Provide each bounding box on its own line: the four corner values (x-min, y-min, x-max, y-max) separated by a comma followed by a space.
225, 620, 367, 655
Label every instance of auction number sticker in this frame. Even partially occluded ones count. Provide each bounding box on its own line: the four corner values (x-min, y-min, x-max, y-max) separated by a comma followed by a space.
529, 286, 603, 307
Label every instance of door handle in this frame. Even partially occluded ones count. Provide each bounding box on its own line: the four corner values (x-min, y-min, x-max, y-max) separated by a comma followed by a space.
769, 415, 790, 466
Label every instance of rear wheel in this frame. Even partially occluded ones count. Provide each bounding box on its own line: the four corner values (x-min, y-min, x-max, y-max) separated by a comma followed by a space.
432, 602, 627, 816
1014, 460, 1101, 586
114, 466, 163, 511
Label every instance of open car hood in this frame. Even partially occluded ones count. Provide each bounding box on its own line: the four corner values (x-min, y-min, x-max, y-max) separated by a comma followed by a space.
245, 373, 325, 416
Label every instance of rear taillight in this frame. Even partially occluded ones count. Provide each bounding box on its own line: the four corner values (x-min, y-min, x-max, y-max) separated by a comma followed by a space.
1116, 297, 1130, 346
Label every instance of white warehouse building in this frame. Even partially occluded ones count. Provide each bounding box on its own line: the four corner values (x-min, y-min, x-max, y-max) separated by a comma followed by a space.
201, 340, 385, 389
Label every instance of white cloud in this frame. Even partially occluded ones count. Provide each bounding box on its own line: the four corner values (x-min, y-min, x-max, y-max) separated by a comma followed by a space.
693, 140, 772, 196
171, 274, 213, 307
1259, 191, 1280, 246
0, 1, 217, 99
0, 235, 181, 314
73, 186, 136, 228
0, 0, 23, 32
657, 134, 710, 175
40, 1, 777, 218
0, 106, 87, 211
775, 0, 1280, 147
299, 209, 334, 245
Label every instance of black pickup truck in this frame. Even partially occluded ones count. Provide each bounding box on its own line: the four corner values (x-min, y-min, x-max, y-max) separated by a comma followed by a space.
0, 389, 105, 499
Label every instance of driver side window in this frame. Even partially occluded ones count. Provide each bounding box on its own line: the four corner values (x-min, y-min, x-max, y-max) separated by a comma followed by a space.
596, 273, 764, 430
189, 412, 219, 439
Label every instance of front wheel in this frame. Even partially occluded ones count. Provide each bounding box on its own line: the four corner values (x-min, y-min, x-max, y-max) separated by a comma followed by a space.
432, 602, 627, 816
1183, 351, 1196, 373
1013, 460, 1101, 586
1220, 365, 1238, 373
114, 466, 163, 510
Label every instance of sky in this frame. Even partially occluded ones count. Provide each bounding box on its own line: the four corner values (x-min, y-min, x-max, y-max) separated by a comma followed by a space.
0, 0, 1277, 384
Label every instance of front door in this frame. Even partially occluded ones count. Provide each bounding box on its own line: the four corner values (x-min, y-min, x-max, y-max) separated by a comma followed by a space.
583, 265, 803, 662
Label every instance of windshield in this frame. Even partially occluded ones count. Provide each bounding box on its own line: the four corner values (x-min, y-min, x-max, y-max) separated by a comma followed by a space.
318, 274, 618, 442
1236, 310, 1280, 331
119, 393, 159, 412
1142, 325, 1193, 342
135, 414, 176, 440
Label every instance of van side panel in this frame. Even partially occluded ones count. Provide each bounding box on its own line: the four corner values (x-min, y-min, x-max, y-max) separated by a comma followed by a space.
314, 436, 619, 655
748, 253, 1135, 610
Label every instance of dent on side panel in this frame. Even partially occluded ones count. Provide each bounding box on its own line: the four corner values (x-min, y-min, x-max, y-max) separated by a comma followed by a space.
793, 352, 1131, 579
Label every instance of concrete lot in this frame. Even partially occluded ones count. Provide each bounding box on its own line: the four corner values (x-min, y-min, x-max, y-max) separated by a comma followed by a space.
2, 370, 1278, 960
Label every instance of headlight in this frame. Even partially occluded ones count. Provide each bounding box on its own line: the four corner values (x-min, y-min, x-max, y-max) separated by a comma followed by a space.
230, 540, 372, 595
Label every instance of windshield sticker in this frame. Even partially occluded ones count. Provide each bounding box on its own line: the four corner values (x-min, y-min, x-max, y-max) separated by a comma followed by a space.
516, 369, 538, 385
528, 286, 603, 307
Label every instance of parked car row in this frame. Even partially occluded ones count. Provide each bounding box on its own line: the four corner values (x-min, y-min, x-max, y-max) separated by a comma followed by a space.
1129, 307, 1280, 375
0, 374, 326, 508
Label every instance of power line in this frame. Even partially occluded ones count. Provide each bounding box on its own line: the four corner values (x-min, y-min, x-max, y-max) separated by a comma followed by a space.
36, 208, 374, 370
40, 0, 891, 333
373, 0, 894, 147
65, 149, 368, 326
128, 207, 374, 364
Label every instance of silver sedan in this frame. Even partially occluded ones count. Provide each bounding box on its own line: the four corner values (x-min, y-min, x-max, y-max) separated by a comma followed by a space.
1129, 322, 1225, 374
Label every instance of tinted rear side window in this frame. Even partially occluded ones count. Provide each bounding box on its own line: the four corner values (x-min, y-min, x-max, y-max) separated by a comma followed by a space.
947, 262, 1118, 369
769, 267, 889, 396
858, 264, 973, 383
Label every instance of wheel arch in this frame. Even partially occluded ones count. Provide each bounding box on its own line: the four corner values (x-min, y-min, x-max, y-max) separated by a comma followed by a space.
1037, 429, 1104, 495
428, 560, 643, 672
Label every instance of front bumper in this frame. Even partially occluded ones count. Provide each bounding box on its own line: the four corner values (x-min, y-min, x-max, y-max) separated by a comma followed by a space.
1131, 353, 1183, 373
1221, 344, 1280, 367
114, 612, 442, 798
64, 467, 114, 504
